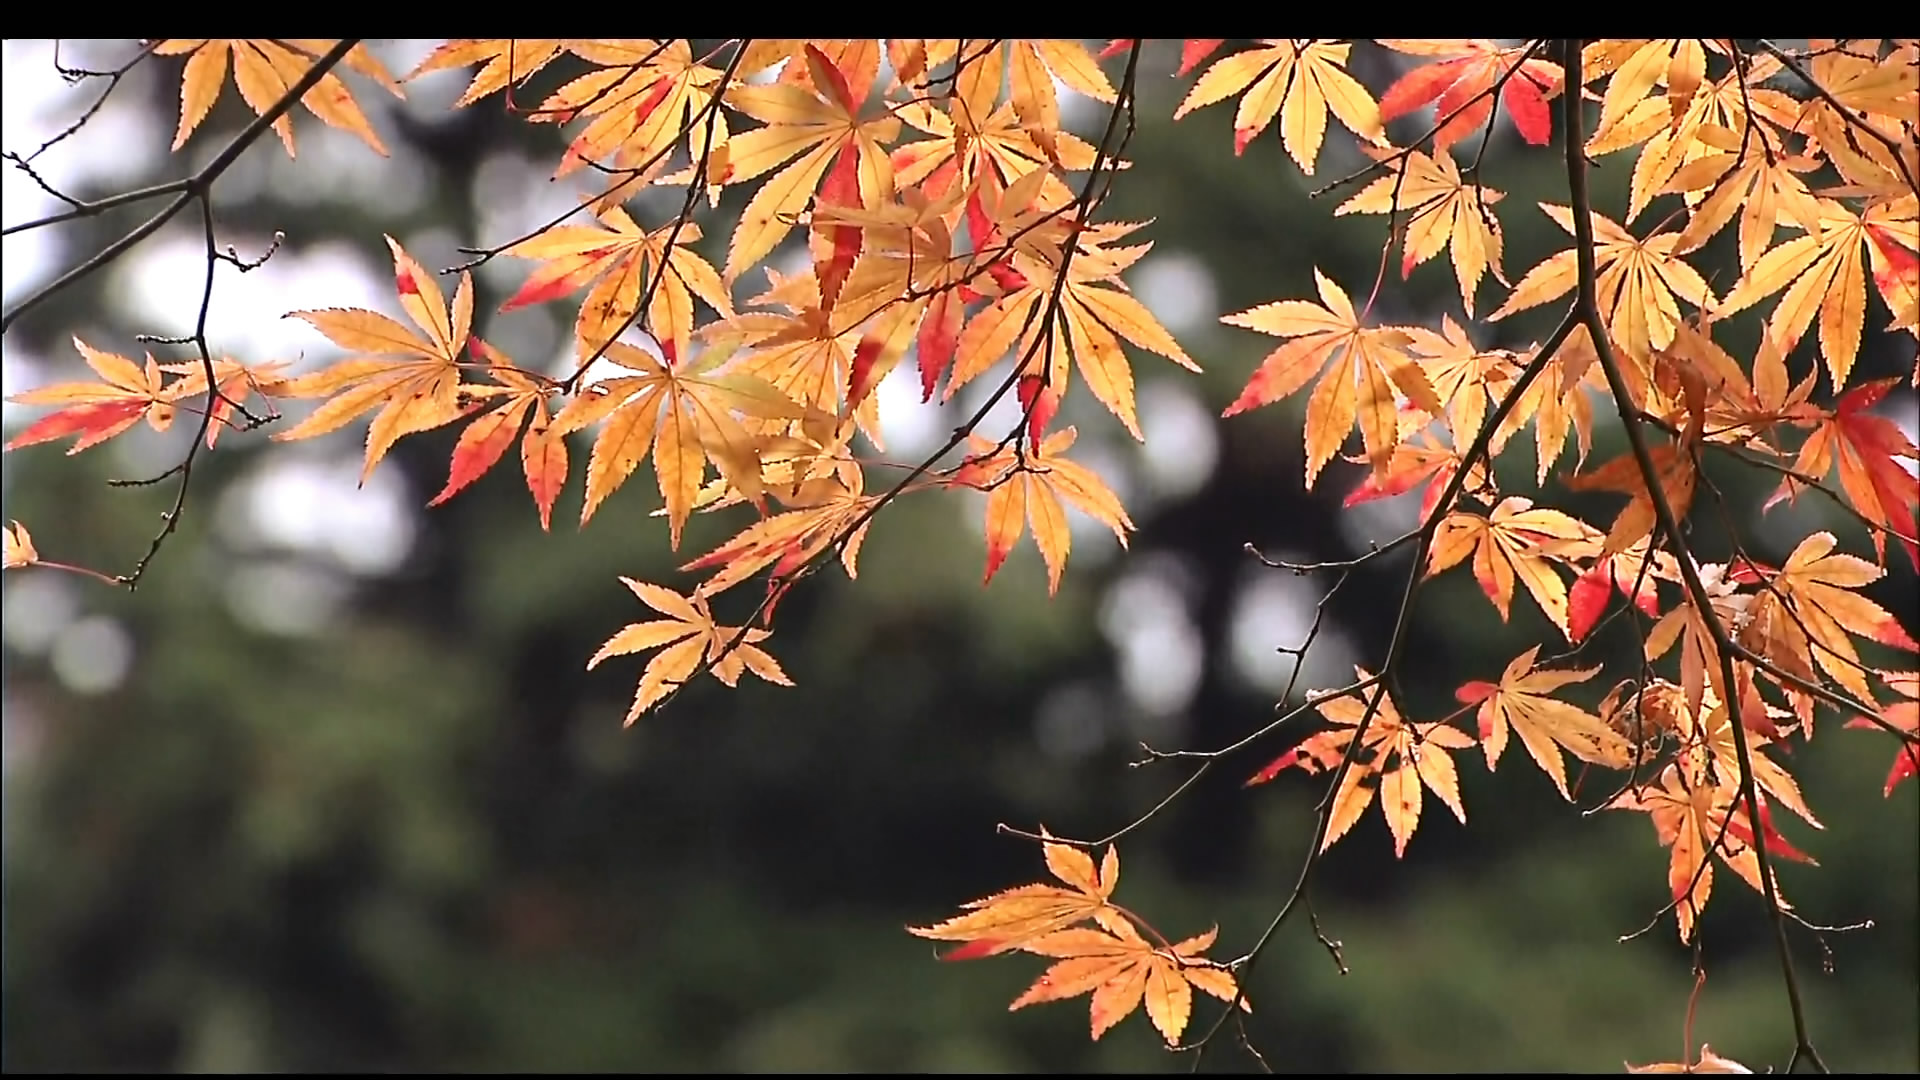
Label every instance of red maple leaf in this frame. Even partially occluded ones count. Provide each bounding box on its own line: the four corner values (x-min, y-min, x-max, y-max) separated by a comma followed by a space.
1377, 40, 1563, 154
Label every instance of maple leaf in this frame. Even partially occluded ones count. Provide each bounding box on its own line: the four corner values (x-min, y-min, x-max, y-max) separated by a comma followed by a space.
275, 236, 473, 483
501, 207, 733, 365
1401, 317, 1527, 453
718, 44, 900, 282
908, 834, 1124, 960
1220, 268, 1443, 488
1566, 548, 1665, 644
1627, 1042, 1754, 1074
1793, 41, 1919, 191
587, 578, 790, 725
1606, 762, 1791, 943
1456, 646, 1633, 798
1767, 377, 1919, 571
1716, 199, 1904, 393
1335, 147, 1507, 316
1249, 677, 1475, 857
1844, 669, 1919, 797
4, 338, 179, 455
1564, 441, 1699, 557
3, 522, 37, 570
1650, 681, 1823, 831
936, 40, 1115, 168
1490, 203, 1715, 373
680, 460, 882, 601
1427, 497, 1598, 638
154, 39, 402, 157
942, 223, 1200, 441
1013, 921, 1244, 1045
1747, 532, 1920, 709
1175, 40, 1385, 170
550, 339, 805, 544
157, 357, 295, 450
1376, 40, 1563, 153
1585, 50, 1802, 227
954, 427, 1133, 596
404, 39, 569, 108
1667, 146, 1824, 274
1100, 39, 1225, 80
425, 341, 568, 530
534, 40, 724, 182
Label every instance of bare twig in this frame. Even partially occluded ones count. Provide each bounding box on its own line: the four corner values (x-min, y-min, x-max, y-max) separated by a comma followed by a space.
2, 39, 360, 334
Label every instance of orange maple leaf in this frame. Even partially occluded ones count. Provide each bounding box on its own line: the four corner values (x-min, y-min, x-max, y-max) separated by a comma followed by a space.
4, 338, 180, 455
717, 44, 900, 282
275, 236, 474, 483
1628, 1042, 1755, 1074
1456, 646, 1633, 799
153, 39, 402, 157
1747, 532, 1920, 709
680, 461, 880, 601
1564, 441, 1700, 557
425, 341, 568, 531
908, 834, 1124, 960
1220, 268, 1443, 488
1605, 762, 1792, 943
954, 427, 1133, 596
587, 578, 790, 725
1249, 676, 1476, 857
1013, 922, 1244, 1045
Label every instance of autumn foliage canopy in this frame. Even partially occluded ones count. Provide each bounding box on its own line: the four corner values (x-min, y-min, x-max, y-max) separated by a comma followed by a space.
3, 38, 1916, 1071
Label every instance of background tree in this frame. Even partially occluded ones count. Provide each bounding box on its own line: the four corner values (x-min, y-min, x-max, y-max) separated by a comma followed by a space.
1, 38, 1914, 1072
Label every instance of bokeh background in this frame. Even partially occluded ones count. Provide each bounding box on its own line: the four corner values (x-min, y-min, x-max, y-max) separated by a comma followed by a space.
2, 39, 1915, 1073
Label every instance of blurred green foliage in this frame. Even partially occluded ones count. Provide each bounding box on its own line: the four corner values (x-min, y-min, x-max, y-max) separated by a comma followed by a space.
3, 40, 1915, 1073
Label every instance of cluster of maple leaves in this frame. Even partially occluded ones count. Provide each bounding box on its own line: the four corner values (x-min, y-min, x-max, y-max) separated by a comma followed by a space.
4, 39, 1917, 1056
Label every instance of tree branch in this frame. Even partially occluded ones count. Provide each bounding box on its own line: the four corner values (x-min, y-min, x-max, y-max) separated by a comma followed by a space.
1560, 38, 1825, 1075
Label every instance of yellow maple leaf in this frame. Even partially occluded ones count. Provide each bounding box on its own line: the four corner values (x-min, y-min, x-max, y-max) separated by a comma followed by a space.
550, 340, 805, 543
587, 578, 790, 724
1457, 645, 1633, 798
275, 236, 473, 483
404, 39, 570, 108
1490, 203, 1716, 375
908, 833, 1124, 960
154, 39, 402, 157
1174, 40, 1384, 172
1336, 147, 1508, 316
1716, 198, 1899, 393
3, 521, 37, 570
1427, 496, 1598, 637
1221, 268, 1443, 488
1013, 921, 1244, 1045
